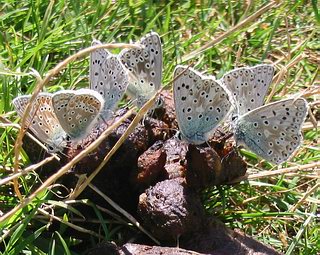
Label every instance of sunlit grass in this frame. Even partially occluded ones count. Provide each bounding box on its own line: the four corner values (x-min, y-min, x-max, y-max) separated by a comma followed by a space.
0, 1, 319, 254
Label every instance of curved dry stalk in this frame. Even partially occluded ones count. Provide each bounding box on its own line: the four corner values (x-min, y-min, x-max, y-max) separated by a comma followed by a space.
266, 66, 287, 103
303, 121, 319, 131
12, 42, 140, 201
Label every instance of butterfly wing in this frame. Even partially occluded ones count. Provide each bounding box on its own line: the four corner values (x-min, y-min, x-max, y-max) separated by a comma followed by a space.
120, 32, 162, 108
173, 65, 232, 144
90, 39, 110, 92
90, 54, 129, 120
52, 89, 104, 139
221, 64, 274, 116
235, 98, 307, 164
12, 93, 66, 152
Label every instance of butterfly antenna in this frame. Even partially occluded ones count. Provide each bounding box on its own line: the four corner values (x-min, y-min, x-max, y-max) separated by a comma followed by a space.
58, 147, 69, 158
39, 147, 48, 162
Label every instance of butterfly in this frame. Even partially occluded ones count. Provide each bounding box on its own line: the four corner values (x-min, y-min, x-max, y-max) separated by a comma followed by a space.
51, 89, 104, 140
220, 64, 275, 117
234, 97, 308, 164
173, 65, 233, 144
221, 64, 307, 163
90, 40, 129, 120
13, 93, 67, 153
119, 32, 162, 109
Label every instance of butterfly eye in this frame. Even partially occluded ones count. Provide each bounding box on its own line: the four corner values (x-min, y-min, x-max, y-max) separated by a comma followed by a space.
156, 98, 163, 107
48, 145, 55, 152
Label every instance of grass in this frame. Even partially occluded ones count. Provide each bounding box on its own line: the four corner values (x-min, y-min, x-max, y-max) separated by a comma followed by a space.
0, 0, 319, 254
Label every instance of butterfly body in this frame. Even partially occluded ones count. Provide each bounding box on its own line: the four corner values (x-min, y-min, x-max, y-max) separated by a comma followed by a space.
120, 32, 162, 108
173, 65, 232, 145
13, 93, 67, 153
